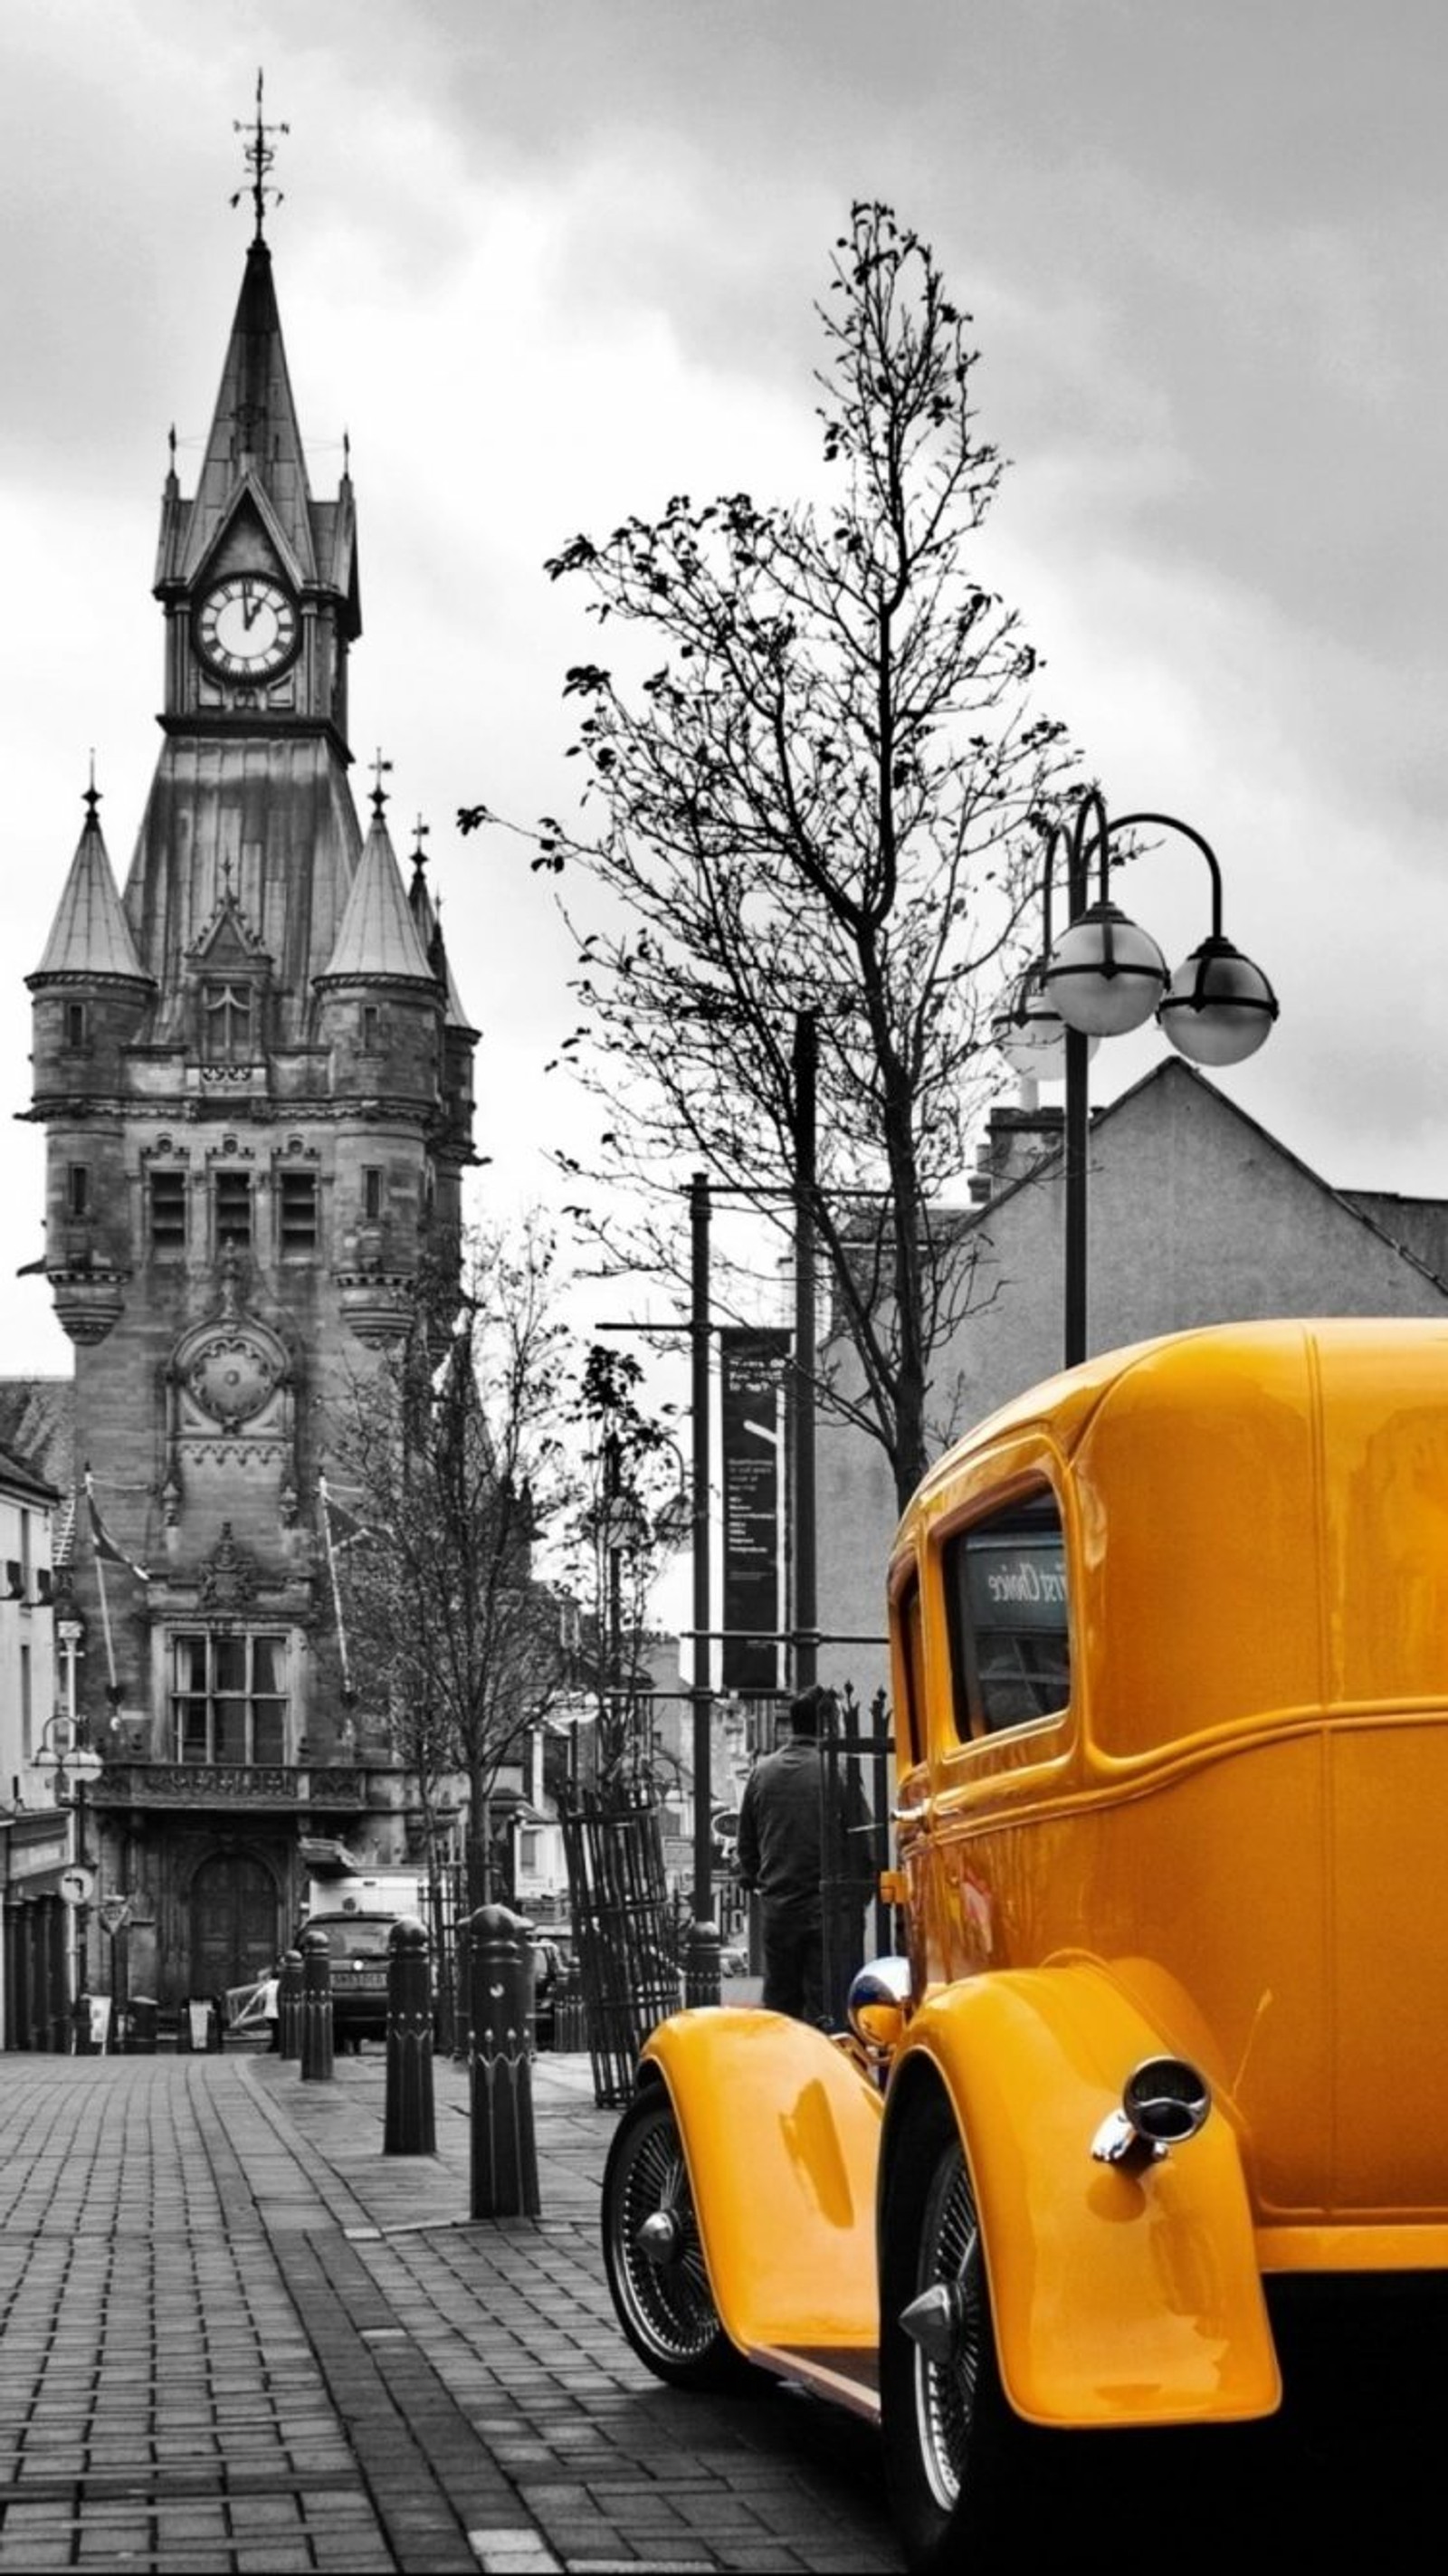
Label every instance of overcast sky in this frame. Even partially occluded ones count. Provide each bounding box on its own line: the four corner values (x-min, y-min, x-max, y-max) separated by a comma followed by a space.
4, 0, 1446, 1386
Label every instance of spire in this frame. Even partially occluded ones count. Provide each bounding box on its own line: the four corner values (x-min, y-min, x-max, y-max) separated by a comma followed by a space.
406, 817, 477, 1034
178, 83, 314, 585
317, 792, 435, 987
28, 773, 152, 988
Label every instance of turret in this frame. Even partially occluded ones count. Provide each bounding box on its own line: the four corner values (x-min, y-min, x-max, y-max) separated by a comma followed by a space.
27, 781, 154, 1340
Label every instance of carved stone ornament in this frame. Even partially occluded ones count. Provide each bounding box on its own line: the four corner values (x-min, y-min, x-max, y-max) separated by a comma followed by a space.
197, 1522, 260, 1611
173, 1250, 290, 1435
184, 1330, 280, 1428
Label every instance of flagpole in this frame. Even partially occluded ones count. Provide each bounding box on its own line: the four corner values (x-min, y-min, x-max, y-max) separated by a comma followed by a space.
83, 1471, 119, 1695
319, 1476, 354, 1704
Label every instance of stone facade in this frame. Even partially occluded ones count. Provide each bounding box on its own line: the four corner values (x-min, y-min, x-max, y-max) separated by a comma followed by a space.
22, 217, 477, 2018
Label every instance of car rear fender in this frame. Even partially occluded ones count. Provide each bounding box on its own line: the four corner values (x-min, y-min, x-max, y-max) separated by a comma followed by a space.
641, 2008, 881, 2354
883, 1962, 1281, 2428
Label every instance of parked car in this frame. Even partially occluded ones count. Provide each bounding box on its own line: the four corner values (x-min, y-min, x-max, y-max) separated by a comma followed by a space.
600, 1321, 1448, 2568
300, 1912, 397, 2049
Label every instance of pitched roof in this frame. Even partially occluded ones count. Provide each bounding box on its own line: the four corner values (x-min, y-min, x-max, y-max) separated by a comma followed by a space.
180, 239, 316, 586
975, 1055, 1448, 1293
29, 794, 150, 987
0, 1379, 72, 1507
317, 806, 435, 987
407, 854, 477, 1034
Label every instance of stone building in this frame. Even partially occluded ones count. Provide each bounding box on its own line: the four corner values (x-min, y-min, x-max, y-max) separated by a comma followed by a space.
0, 1434, 64, 2046
816, 1057, 1448, 1708
20, 180, 477, 2018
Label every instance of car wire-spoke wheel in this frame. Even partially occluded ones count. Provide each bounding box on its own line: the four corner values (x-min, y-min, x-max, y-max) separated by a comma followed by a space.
915, 2139, 988, 2512
602, 2085, 761, 2392
881, 2102, 1024, 2570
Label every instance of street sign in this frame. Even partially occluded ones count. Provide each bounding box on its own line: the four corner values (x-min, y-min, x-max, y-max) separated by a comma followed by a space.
58, 1865, 96, 1907
98, 1894, 132, 1936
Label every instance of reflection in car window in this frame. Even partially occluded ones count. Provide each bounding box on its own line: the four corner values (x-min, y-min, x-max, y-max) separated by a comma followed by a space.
945, 1490, 1070, 1738
897, 1569, 926, 1768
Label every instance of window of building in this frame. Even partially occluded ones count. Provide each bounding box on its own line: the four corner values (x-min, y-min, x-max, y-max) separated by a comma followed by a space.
203, 979, 254, 1062
360, 1005, 380, 1053
362, 1167, 384, 1222
66, 1164, 90, 1219
149, 1169, 186, 1256
18, 1510, 32, 1595
19, 1645, 31, 1760
214, 1169, 252, 1247
63, 1001, 89, 1049
172, 1631, 289, 1765
278, 1169, 318, 1255
943, 1489, 1071, 1741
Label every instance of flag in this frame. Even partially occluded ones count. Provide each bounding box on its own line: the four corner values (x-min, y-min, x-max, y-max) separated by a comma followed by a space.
84, 1471, 148, 1581
319, 1475, 376, 1556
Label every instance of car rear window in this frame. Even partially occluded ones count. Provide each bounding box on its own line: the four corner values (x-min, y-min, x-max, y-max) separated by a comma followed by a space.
944, 1488, 1071, 1739
312, 1918, 394, 1959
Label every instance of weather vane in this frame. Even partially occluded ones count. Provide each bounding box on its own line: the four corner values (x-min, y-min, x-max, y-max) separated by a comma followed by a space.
370, 749, 394, 817
231, 68, 288, 241
410, 815, 431, 871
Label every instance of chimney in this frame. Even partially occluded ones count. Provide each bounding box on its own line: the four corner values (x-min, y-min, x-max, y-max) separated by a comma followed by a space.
968, 1092, 1065, 1206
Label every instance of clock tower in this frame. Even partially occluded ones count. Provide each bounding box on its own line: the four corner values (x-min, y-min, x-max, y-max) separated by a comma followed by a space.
24, 97, 478, 2017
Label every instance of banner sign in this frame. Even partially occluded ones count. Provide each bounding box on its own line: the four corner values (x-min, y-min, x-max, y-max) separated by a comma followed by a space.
719, 1328, 789, 1693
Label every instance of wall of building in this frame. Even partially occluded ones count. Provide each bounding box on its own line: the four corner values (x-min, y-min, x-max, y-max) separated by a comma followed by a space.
815, 1061, 1448, 1711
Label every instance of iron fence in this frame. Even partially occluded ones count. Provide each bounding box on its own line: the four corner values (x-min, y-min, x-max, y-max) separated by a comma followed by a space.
558, 1789, 681, 2107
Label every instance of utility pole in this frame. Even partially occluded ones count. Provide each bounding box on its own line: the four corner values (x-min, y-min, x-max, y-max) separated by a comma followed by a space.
791, 1011, 818, 1693
685, 1171, 720, 2006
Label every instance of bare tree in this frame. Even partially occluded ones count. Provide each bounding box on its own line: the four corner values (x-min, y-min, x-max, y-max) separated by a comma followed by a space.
326, 1218, 576, 1908
462, 202, 1077, 1506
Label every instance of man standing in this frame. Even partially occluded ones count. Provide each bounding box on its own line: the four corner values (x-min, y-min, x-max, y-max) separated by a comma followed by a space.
736, 1684, 873, 2027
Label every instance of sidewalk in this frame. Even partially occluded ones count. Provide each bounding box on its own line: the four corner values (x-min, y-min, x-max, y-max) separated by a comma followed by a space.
0, 2046, 904, 2576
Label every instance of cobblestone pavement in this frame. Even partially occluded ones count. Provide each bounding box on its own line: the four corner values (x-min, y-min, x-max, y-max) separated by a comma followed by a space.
0, 2050, 904, 2575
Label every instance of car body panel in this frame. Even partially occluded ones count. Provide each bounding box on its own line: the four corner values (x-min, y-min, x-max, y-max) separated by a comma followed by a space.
641, 2009, 881, 2352
890, 1966, 1279, 2425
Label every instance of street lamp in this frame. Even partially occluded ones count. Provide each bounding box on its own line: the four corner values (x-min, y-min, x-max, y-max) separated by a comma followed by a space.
1007, 787, 1278, 1369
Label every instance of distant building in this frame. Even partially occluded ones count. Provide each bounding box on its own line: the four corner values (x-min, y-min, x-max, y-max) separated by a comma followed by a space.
17, 149, 478, 2021
816, 1058, 1448, 1709
0, 1432, 63, 2046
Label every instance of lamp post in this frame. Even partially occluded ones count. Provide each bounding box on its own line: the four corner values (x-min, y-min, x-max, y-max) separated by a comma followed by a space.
995, 788, 1278, 1369
35, 1711, 103, 2047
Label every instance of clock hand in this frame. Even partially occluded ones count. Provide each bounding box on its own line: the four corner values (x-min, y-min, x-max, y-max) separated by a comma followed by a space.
241, 583, 261, 630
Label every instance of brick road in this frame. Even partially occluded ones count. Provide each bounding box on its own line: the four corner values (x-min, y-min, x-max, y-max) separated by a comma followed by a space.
0, 2049, 904, 2574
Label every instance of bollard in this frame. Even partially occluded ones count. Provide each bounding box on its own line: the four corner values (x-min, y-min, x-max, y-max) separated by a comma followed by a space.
452, 1915, 472, 2064
299, 1925, 334, 2082
278, 1949, 303, 2062
469, 1904, 540, 2218
683, 1918, 722, 2010
126, 1997, 158, 2055
384, 1917, 436, 2154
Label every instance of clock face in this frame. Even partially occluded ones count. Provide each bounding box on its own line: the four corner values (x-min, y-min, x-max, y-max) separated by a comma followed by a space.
195, 574, 299, 679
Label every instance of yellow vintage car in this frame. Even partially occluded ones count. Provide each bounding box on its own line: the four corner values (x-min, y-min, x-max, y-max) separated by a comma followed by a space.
601, 1319, 1448, 2566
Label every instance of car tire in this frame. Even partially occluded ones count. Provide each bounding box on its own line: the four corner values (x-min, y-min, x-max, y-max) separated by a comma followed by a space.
602, 2083, 765, 2394
880, 2093, 1033, 2570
